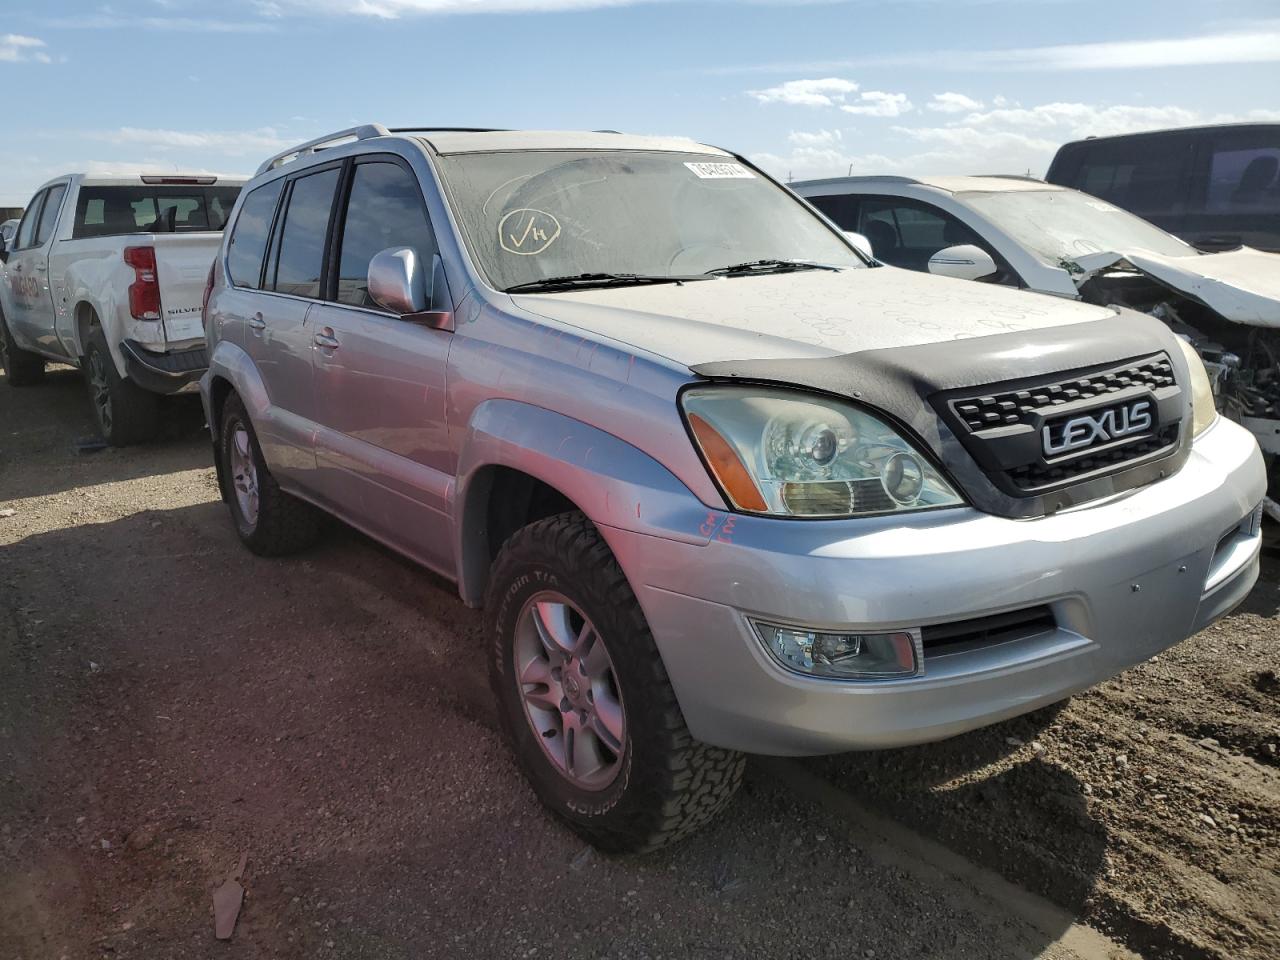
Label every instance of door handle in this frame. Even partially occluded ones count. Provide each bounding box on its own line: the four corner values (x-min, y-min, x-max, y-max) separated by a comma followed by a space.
34, 263, 47, 273
248, 313, 266, 331
314, 329, 340, 349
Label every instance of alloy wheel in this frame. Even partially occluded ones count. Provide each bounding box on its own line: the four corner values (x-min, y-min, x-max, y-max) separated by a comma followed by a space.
88, 349, 112, 434
229, 424, 260, 527
514, 592, 627, 790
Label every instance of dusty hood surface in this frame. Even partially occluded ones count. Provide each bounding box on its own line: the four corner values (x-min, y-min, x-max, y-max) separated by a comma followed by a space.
1072, 246, 1280, 327
513, 266, 1117, 367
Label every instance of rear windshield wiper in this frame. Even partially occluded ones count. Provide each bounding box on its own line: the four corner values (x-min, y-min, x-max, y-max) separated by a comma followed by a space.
704, 259, 841, 277
503, 272, 711, 294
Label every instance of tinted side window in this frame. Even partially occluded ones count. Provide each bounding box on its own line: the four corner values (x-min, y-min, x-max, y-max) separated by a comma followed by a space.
226, 180, 284, 289
34, 185, 66, 245
271, 168, 340, 299
806, 193, 859, 230
335, 161, 437, 308
856, 197, 985, 271
15, 191, 43, 249
1206, 143, 1280, 215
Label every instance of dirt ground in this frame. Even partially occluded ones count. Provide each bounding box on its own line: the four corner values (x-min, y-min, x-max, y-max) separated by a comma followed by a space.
1, 367, 1276, 960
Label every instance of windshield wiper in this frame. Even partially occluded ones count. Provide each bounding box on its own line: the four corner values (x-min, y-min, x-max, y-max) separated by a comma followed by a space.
704, 259, 841, 277
504, 272, 710, 294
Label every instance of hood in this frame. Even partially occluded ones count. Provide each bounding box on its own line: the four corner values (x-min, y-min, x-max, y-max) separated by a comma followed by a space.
1071, 246, 1280, 327
513, 266, 1117, 367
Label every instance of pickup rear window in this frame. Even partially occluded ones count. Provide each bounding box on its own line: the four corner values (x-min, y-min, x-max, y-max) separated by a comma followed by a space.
72, 186, 242, 239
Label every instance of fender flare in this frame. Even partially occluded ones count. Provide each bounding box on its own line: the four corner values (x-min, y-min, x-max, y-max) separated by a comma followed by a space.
453, 399, 717, 606
203, 339, 272, 433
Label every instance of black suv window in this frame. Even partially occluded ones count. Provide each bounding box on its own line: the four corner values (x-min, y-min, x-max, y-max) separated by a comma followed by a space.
1205, 142, 1280, 216
334, 160, 437, 308
271, 168, 340, 299
227, 180, 284, 289
34, 184, 66, 245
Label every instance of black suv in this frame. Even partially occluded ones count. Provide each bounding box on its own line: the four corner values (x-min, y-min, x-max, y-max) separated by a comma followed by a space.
1046, 123, 1280, 253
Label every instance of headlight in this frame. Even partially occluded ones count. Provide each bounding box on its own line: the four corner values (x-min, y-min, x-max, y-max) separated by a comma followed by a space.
1175, 337, 1219, 438
682, 386, 964, 518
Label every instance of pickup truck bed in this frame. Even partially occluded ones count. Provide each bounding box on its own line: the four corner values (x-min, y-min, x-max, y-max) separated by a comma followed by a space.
0, 173, 245, 444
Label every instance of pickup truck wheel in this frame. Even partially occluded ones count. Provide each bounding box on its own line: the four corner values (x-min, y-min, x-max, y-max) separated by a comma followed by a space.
84, 330, 158, 445
487, 512, 745, 853
0, 313, 46, 386
218, 394, 321, 556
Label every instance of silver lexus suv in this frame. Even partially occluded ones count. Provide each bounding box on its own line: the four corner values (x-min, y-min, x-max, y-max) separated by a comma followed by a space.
203, 125, 1265, 852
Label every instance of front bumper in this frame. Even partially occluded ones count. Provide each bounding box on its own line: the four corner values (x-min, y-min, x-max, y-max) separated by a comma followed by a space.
604, 417, 1265, 756
120, 339, 207, 395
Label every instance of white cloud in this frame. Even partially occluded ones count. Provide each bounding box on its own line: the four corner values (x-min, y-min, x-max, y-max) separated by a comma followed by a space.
258, 0, 661, 16
86, 127, 293, 156
754, 97, 1280, 183
984, 27, 1280, 71
841, 91, 913, 118
41, 15, 276, 33
708, 23, 1280, 75
0, 34, 52, 64
954, 102, 1201, 140
928, 92, 983, 114
749, 78, 858, 108
788, 129, 843, 147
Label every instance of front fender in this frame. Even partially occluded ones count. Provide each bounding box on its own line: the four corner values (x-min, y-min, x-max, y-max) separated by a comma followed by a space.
453, 399, 720, 606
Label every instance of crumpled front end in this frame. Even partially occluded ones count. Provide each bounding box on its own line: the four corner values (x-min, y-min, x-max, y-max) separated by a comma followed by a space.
1067, 246, 1280, 472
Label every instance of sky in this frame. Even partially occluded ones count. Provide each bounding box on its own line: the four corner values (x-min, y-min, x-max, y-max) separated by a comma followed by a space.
2, 0, 1278, 206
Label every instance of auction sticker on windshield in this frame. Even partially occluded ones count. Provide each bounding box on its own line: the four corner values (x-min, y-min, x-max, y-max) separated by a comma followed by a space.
684, 162, 755, 179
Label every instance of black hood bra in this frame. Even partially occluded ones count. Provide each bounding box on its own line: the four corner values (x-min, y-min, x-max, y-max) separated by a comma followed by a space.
691, 311, 1193, 519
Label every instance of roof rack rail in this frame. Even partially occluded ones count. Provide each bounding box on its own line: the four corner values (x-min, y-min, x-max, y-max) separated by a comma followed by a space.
387, 126, 506, 134
796, 174, 922, 186
980, 173, 1044, 182
255, 124, 391, 176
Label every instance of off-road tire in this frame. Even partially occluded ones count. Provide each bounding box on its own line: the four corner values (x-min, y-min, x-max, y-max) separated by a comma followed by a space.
0, 310, 46, 386
218, 393, 322, 556
84, 328, 159, 445
487, 511, 746, 853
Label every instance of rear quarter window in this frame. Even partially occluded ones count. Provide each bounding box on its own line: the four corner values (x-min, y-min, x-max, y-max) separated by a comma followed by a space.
226, 180, 284, 289
1206, 144, 1280, 215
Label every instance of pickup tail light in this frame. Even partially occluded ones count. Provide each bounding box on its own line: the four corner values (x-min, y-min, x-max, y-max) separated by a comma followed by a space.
124, 245, 162, 320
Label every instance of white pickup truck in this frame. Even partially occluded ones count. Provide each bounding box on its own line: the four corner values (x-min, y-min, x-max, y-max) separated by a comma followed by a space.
0, 173, 246, 444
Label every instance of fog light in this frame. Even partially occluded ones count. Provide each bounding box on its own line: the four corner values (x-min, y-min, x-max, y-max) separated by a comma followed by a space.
751, 620, 920, 679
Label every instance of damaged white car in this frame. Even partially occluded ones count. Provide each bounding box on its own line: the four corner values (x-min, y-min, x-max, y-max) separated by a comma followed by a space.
794, 175, 1280, 502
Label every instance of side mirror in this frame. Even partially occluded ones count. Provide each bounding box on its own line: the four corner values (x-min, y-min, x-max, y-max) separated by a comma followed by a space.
0, 234, 8, 263
927, 244, 998, 282
843, 230, 873, 259
368, 247, 453, 330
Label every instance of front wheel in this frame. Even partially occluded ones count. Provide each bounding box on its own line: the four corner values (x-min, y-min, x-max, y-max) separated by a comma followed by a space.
487, 512, 745, 853
0, 311, 46, 386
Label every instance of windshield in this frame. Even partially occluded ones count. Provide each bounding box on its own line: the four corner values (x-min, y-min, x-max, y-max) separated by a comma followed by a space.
435, 150, 864, 291
959, 188, 1196, 264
